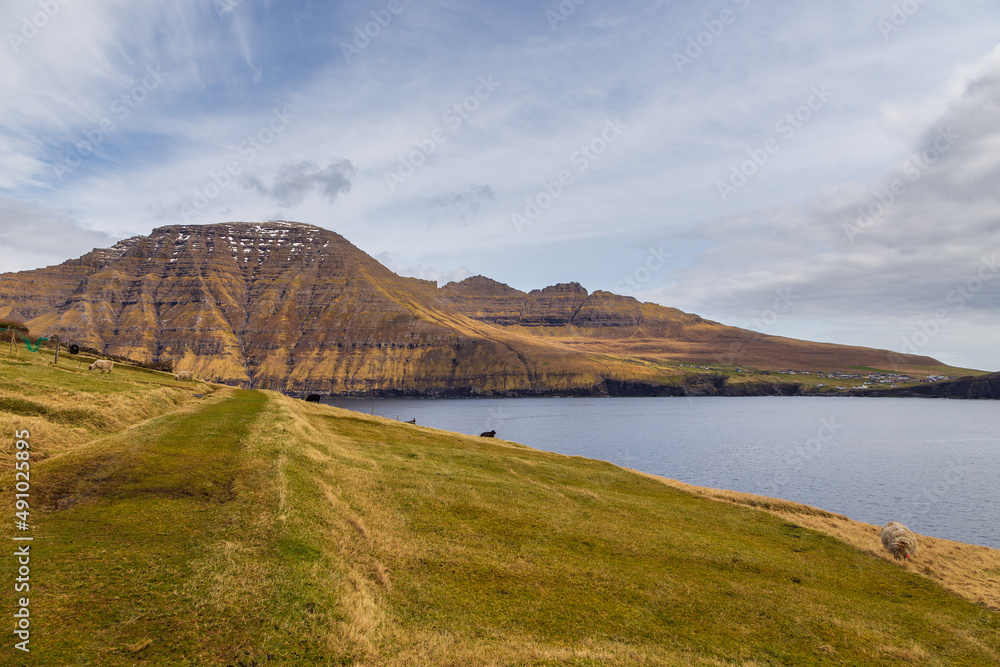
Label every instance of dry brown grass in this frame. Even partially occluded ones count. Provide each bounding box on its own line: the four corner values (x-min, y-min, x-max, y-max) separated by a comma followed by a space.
363, 631, 765, 667
34, 386, 227, 463
640, 472, 1000, 612
0, 355, 206, 459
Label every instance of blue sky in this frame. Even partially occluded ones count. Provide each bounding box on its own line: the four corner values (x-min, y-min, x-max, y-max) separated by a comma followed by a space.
2, 0, 1000, 370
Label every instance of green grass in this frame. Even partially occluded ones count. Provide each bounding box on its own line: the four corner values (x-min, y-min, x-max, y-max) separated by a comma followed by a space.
1, 353, 998, 665
310, 413, 998, 664
25, 389, 334, 665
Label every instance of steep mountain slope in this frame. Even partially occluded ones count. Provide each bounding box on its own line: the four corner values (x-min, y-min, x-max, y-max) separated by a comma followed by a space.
0, 221, 947, 394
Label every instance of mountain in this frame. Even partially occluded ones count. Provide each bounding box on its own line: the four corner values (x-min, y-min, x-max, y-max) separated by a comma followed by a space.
0, 220, 949, 395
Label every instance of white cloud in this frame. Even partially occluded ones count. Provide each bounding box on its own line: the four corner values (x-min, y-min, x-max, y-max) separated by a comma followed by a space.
0, 198, 116, 272
640, 45, 1000, 369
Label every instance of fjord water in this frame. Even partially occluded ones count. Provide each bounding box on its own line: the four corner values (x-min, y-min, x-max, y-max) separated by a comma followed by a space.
334, 396, 1000, 549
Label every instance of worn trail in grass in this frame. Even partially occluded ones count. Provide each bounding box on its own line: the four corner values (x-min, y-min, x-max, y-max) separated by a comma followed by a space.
23, 389, 334, 665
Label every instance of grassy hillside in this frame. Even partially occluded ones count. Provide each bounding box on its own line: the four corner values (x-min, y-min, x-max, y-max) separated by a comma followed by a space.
1, 349, 998, 665
0, 348, 212, 458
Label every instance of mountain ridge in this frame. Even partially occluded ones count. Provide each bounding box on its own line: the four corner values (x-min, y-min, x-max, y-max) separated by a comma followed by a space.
0, 220, 953, 395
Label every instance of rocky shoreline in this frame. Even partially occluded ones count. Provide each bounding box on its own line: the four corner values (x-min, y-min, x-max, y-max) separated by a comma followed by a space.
287, 375, 809, 400
849, 371, 1000, 400
288, 371, 1000, 401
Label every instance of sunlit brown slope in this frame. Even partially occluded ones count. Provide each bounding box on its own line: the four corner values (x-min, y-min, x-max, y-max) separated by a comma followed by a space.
0, 221, 945, 394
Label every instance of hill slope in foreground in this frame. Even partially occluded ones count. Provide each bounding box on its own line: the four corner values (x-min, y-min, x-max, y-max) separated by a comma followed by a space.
0, 220, 971, 397
2, 352, 999, 666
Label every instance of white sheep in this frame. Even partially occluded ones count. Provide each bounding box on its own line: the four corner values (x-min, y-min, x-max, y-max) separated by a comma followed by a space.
88, 360, 114, 374
881, 521, 918, 560
175, 371, 194, 381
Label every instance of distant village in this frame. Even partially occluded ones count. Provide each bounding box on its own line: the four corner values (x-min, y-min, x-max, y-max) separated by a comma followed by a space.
774, 369, 954, 390
681, 365, 953, 391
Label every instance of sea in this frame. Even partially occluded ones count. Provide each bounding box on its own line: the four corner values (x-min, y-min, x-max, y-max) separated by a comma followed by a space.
328, 396, 1000, 549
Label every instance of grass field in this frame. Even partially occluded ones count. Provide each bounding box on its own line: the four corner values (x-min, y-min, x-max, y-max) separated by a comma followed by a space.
1, 349, 999, 665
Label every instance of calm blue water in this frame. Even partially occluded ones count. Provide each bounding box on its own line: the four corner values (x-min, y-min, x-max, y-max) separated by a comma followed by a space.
329, 396, 1000, 549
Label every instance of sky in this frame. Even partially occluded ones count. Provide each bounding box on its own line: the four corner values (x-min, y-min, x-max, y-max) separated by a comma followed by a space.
1, 0, 999, 371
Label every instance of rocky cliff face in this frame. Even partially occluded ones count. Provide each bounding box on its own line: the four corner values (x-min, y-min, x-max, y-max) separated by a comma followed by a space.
0, 237, 140, 322
859, 371, 1000, 399
0, 221, 948, 395
440, 277, 674, 330
437, 276, 527, 325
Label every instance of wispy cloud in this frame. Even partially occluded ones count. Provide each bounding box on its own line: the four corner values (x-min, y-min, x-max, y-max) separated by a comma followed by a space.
0, 197, 116, 271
